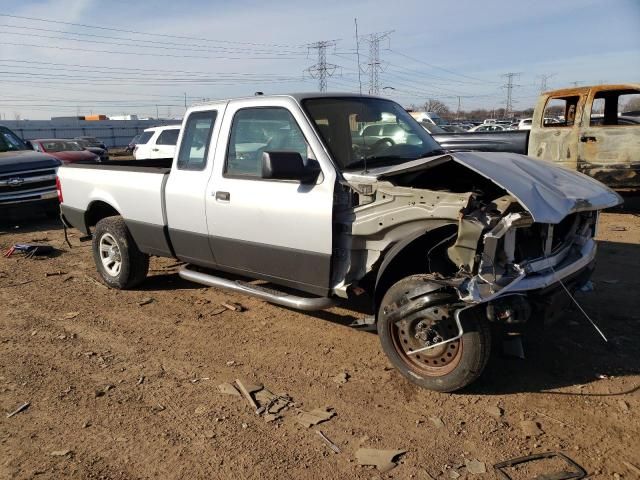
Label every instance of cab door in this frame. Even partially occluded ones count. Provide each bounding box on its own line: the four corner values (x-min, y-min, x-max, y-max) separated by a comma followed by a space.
529, 93, 586, 171
152, 128, 179, 159
204, 98, 336, 296
577, 87, 640, 187
165, 105, 226, 266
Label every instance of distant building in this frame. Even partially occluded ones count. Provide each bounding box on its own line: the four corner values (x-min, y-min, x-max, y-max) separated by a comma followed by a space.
108, 114, 139, 121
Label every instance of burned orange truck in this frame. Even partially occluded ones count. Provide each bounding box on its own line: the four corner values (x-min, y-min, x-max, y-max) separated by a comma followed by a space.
433, 84, 640, 189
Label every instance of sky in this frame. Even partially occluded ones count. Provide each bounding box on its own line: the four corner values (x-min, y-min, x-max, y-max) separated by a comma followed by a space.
0, 0, 639, 119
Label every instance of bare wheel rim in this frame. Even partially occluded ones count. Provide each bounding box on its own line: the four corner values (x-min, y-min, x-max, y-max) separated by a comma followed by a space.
99, 233, 122, 277
391, 305, 463, 377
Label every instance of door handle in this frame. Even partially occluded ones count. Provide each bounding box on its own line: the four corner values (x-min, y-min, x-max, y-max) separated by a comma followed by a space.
580, 136, 597, 143
152, 148, 159, 151
215, 191, 230, 201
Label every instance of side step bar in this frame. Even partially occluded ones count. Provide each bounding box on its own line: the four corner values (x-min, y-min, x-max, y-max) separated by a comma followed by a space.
178, 266, 337, 311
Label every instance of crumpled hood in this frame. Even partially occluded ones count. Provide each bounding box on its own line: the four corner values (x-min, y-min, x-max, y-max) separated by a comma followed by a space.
345, 151, 623, 224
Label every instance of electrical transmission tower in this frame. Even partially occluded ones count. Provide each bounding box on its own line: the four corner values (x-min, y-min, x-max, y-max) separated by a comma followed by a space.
304, 40, 339, 92
501, 72, 521, 117
537, 73, 555, 93
359, 31, 393, 95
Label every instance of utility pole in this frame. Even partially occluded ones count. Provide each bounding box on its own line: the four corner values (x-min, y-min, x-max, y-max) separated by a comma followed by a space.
501, 72, 521, 118
304, 40, 339, 92
359, 31, 393, 95
537, 73, 555, 93
456, 96, 461, 120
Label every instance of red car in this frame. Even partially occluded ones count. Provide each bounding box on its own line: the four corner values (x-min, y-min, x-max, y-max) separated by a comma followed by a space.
30, 139, 99, 164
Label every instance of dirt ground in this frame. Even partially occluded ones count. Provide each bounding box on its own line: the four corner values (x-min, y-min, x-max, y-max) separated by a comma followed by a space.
1, 206, 639, 480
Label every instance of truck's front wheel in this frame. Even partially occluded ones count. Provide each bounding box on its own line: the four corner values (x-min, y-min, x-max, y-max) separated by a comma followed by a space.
92, 216, 149, 289
377, 275, 491, 392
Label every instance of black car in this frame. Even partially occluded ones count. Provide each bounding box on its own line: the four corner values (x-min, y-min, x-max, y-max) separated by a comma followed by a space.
74, 138, 109, 162
74, 136, 108, 150
1, 126, 61, 217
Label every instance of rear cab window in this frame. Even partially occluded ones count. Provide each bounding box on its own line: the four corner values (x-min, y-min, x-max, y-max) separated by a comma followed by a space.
542, 96, 581, 127
177, 110, 217, 170
590, 88, 640, 127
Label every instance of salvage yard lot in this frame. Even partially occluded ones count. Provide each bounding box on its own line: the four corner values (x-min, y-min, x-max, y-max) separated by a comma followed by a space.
1, 210, 639, 479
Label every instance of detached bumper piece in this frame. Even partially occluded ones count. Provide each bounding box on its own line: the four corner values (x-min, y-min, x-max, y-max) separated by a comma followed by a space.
494, 452, 586, 480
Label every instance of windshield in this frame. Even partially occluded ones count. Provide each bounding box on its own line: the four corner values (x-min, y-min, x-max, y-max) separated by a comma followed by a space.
0, 127, 27, 152
42, 140, 83, 152
302, 97, 443, 170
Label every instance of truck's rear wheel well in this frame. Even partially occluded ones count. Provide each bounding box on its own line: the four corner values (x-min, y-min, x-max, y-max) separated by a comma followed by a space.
374, 224, 459, 309
85, 201, 120, 230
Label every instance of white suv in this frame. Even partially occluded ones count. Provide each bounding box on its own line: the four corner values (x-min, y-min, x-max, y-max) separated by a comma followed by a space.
133, 125, 181, 160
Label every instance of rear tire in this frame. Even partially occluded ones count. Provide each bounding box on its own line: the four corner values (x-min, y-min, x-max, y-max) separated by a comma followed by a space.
92, 216, 149, 289
377, 274, 491, 392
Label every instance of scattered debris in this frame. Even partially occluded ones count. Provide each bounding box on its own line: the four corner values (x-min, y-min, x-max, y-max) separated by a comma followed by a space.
349, 315, 377, 331
429, 416, 445, 429
618, 400, 631, 413
485, 406, 503, 418
332, 372, 350, 384
317, 430, 341, 454
138, 297, 154, 306
235, 379, 259, 412
194, 405, 207, 415
519, 420, 543, 438
494, 452, 586, 480
82, 420, 92, 428
297, 407, 335, 428
465, 458, 486, 475
45, 271, 67, 277
534, 410, 577, 430
579, 280, 594, 293
63, 311, 80, 320
84, 274, 108, 289
221, 302, 245, 312
217, 382, 240, 396
94, 384, 115, 397
137, 376, 145, 385
50, 449, 73, 457
3, 243, 55, 258
355, 448, 406, 473
449, 470, 461, 479
623, 461, 640, 477
610, 225, 628, 231
264, 413, 281, 423
6, 401, 30, 418
225, 360, 238, 367
241, 422, 248, 429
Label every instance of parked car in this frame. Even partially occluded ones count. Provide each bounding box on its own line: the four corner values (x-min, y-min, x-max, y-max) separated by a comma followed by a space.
74, 136, 108, 151
74, 138, 109, 162
467, 124, 508, 132
440, 124, 467, 133
518, 118, 533, 130
125, 134, 141, 154
133, 126, 181, 160
0, 126, 60, 216
431, 84, 640, 188
58, 93, 621, 392
30, 139, 100, 164
408, 111, 447, 126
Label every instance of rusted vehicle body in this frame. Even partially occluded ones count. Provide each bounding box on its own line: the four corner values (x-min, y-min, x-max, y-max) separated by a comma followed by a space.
529, 84, 640, 188
433, 84, 640, 189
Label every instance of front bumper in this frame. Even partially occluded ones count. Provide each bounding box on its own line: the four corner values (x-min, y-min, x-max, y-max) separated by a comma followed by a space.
0, 189, 58, 206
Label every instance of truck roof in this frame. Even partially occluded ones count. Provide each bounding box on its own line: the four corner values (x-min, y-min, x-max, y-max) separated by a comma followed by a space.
193, 92, 381, 107
541, 83, 640, 97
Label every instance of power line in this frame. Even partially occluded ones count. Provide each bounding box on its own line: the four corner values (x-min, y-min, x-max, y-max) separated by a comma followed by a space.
501, 72, 522, 117
0, 13, 304, 48
359, 31, 393, 95
304, 40, 339, 92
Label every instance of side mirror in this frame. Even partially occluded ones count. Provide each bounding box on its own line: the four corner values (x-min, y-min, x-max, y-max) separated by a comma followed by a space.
24, 140, 33, 150
261, 151, 320, 183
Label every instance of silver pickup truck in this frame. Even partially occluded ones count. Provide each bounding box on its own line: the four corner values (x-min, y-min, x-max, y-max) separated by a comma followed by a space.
58, 93, 621, 392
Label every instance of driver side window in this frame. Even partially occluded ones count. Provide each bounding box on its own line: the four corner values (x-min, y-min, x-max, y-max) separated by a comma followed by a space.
225, 107, 312, 177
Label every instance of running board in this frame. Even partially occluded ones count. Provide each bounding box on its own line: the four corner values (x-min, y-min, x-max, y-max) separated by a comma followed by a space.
178, 266, 337, 311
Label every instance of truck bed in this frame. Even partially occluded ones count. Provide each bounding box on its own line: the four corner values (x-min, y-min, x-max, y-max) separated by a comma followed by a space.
432, 130, 529, 155
59, 159, 172, 243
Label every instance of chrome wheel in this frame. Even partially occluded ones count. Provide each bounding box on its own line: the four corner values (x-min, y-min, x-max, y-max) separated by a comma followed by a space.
99, 233, 122, 277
